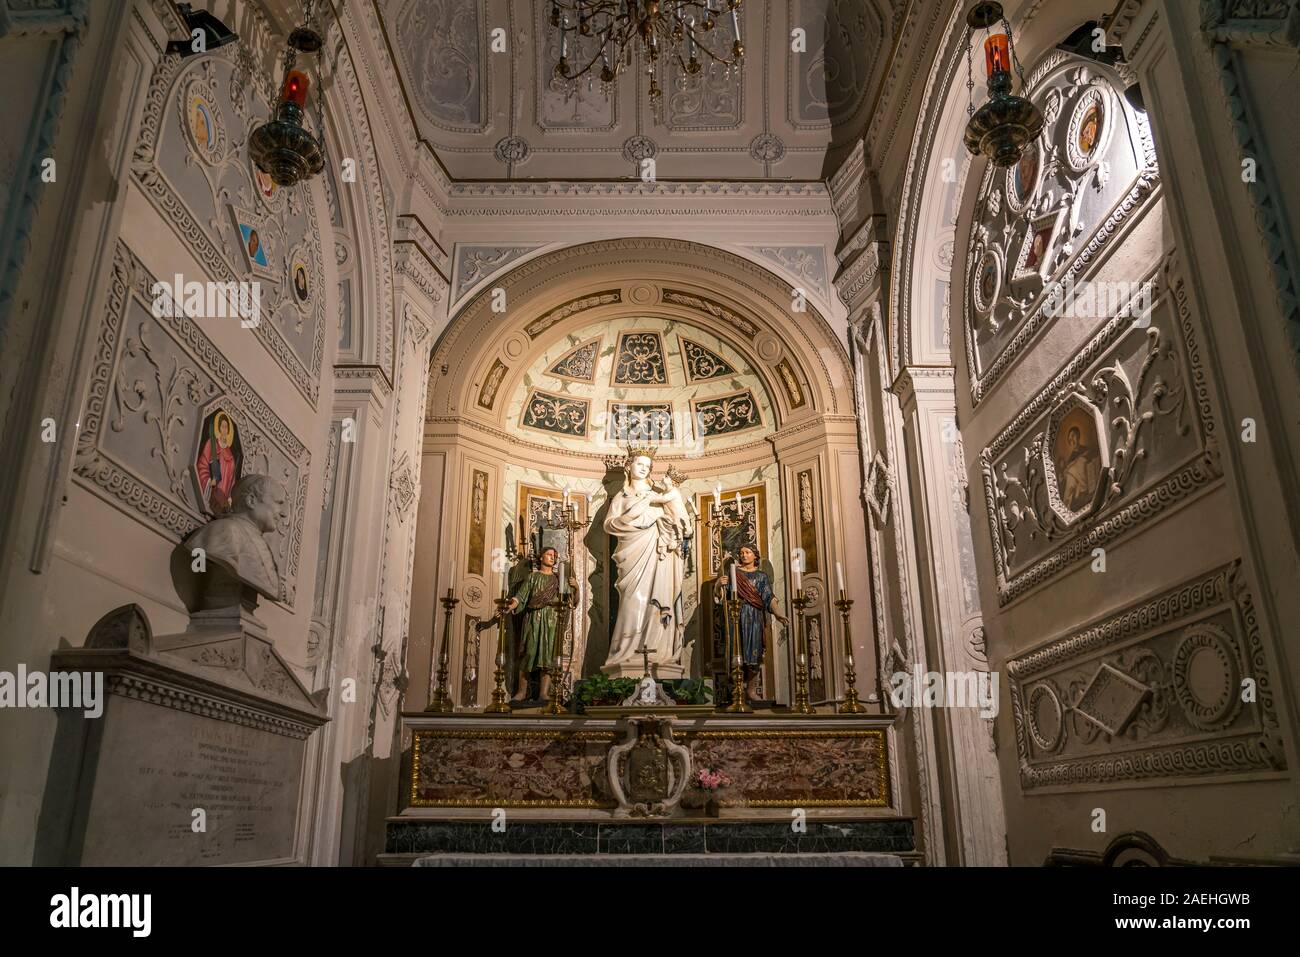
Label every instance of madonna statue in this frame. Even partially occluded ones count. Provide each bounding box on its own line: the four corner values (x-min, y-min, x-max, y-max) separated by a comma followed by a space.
601, 450, 691, 678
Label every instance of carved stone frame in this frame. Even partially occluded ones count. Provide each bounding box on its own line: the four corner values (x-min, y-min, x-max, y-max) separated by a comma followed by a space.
1040, 389, 1111, 527
1012, 205, 1068, 284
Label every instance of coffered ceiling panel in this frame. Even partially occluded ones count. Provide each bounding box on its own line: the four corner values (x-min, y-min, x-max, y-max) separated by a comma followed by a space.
379, 0, 895, 181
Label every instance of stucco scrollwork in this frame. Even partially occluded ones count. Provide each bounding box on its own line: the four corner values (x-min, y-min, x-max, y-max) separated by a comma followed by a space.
983, 266, 1214, 603
1008, 563, 1284, 789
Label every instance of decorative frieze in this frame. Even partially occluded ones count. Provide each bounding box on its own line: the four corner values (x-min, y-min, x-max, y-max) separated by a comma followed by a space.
1008, 562, 1285, 789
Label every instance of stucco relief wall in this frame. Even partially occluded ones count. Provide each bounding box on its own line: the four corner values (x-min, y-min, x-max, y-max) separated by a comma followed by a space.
952, 43, 1293, 863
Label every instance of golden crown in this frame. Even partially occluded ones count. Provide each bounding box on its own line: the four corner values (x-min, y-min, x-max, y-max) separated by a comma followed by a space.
625, 443, 657, 463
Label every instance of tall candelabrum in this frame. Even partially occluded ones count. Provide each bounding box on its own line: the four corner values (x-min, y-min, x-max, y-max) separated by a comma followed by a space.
833, 590, 868, 714
789, 589, 815, 714
485, 593, 513, 714
425, 586, 457, 713
722, 591, 750, 714
544, 585, 575, 716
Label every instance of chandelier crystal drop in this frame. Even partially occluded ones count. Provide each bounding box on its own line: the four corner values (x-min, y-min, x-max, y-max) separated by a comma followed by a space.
962, 1, 1043, 168
549, 0, 744, 116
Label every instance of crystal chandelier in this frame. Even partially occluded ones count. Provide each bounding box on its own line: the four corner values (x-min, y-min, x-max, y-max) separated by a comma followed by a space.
962, 1, 1043, 168
549, 1, 744, 109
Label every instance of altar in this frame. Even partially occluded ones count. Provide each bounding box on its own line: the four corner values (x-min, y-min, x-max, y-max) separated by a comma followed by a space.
382, 709, 915, 864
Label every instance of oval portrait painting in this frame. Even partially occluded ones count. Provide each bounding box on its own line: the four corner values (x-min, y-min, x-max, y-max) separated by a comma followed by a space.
1077, 103, 1103, 160
1053, 406, 1103, 514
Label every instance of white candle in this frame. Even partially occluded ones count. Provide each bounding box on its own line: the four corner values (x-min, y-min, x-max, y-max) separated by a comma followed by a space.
500, 570, 509, 600
836, 562, 845, 593
730, 563, 738, 594
735, 491, 742, 508
558, 561, 566, 592
713, 484, 722, 508
449, 561, 457, 591
563, 487, 570, 507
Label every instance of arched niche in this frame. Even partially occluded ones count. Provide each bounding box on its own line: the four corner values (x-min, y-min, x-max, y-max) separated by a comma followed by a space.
414, 238, 871, 710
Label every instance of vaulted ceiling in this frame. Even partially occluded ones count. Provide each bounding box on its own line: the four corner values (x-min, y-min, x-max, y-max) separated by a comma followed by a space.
377, 0, 896, 181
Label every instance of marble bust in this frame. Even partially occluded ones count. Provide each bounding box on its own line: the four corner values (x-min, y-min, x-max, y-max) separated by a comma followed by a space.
174, 474, 288, 614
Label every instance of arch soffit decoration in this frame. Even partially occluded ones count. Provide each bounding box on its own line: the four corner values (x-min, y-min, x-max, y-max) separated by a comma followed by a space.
318, 12, 396, 381
428, 239, 851, 433
889, 0, 975, 381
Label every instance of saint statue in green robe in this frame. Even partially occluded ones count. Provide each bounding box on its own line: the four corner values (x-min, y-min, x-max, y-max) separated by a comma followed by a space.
506, 546, 562, 701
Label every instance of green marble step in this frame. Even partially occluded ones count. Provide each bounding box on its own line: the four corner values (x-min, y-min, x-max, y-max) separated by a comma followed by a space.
385, 818, 915, 857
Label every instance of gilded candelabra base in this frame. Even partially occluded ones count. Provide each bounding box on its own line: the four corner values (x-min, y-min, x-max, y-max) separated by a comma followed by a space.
789, 590, 815, 715
721, 596, 751, 714
484, 596, 512, 713
834, 592, 868, 714
425, 590, 458, 713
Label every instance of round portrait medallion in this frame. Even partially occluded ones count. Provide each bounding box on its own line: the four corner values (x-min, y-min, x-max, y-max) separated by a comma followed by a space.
1066, 86, 1111, 171
182, 81, 224, 165
972, 247, 1003, 315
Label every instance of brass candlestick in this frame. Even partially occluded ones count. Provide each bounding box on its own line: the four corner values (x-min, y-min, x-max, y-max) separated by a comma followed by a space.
544, 588, 572, 715
790, 589, 814, 714
834, 590, 867, 714
425, 587, 458, 713
485, 595, 512, 713
723, 594, 750, 713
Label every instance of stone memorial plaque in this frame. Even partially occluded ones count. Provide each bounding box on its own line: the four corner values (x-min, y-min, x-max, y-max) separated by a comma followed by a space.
77, 695, 305, 866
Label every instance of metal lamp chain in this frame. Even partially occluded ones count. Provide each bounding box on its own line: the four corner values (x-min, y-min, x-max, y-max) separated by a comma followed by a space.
965, 32, 974, 118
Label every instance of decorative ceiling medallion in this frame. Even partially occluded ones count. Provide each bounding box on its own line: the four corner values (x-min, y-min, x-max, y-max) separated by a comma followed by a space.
494, 134, 531, 165
1004, 138, 1043, 216
1041, 390, 1110, 527
477, 358, 508, 410
679, 336, 736, 383
1012, 205, 1067, 283
503, 333, 527, 360
622, 134, 657, 164
627, 283, 659, 306
606, 402, 674, 443
756, 336, 781, 362
749, 132, 785, 163
548, 336, 602, 383
182, 75, 225, 165
1065, 84, 1112, 172
611, 331, 668, 386
972, 247, 1003, 316
692, 389, 762, 437
521, 389, 589, 437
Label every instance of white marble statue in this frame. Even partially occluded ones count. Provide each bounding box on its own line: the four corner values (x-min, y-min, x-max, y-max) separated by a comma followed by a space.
602, 452, 692, 677
174, 474, 288, 614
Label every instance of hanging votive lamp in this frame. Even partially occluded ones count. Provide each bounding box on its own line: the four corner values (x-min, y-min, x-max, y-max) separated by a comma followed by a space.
249, 25, 325, 187
963, 2, 1043, 168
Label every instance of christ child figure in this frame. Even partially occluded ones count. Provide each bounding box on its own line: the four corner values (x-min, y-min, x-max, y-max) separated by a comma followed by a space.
650, 465, 692, 556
